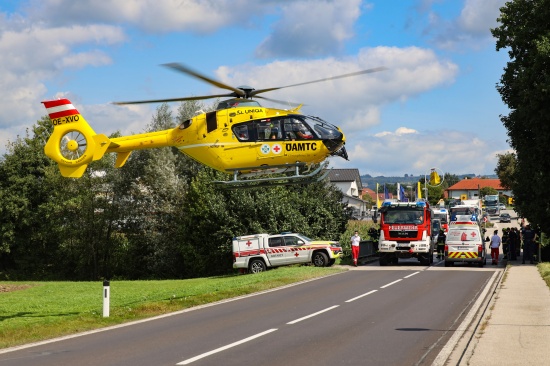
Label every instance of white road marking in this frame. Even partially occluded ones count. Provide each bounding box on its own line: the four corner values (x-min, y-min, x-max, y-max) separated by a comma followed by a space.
345, 290, 378, 303
176, 328, 278, 365
380, 279, 402, 288
403, 271, 420, 278
286, 305, 340, 325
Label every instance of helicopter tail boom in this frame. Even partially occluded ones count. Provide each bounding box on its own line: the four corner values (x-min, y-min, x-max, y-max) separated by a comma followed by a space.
43, 99, 111, 177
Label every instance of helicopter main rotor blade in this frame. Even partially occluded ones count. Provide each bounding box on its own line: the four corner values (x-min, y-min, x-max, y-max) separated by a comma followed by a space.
250, 66, 388, 97
113, 93, 234, 105
254, 95, 303, 108
162, 62, 246, 97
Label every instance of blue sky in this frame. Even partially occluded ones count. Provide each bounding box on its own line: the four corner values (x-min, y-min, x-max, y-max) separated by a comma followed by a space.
0, 0, 510, 177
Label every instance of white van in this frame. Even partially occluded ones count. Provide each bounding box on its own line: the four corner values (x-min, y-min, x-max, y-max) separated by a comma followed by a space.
444, 223, 487, 267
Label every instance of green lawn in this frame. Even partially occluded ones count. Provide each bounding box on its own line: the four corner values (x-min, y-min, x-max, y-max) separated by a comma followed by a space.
0, 266, 346, 349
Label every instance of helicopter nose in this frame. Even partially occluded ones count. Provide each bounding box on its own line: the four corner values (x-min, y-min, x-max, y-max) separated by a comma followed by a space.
323, 132, 348, 160
333, 145, 348, 160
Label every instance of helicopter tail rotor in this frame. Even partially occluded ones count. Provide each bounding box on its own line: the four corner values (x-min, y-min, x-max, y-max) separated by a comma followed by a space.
42, 99, 111, 177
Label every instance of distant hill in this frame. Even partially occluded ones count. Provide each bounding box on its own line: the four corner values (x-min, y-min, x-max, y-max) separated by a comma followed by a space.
360, 174, 497, 188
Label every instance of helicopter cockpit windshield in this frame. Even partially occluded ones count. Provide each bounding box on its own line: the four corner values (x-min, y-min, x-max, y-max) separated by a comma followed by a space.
303, 115, 342, 140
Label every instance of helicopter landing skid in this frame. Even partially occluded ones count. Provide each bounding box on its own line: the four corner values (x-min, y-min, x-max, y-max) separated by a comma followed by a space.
214, 162, 330, 189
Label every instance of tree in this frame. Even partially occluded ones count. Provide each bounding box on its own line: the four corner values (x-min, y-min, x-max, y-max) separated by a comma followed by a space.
495, 152, 516, 190
0, 118, 59, 277
443, 173, 460, 188
480, 187, 498, 197
491, 0, 550, 231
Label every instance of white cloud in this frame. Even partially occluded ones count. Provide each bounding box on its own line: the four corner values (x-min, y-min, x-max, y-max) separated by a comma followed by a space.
216, 46, 458, 131
422, 0, 507, 51
332, 127, 505, 177
0, 22, 125, 130
458, 0, 506, 35
255, 0, 361, 58
25, 0, 270, 33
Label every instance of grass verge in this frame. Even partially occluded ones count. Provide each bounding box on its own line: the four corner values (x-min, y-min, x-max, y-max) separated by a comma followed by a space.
0, 266, 345, 349
538, 262, 550, 289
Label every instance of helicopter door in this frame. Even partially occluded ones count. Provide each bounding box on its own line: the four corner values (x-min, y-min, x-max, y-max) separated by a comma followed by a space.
254, 120, 284, 160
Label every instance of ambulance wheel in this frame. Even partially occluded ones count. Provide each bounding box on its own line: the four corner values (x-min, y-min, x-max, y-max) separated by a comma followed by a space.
478, 260, 484, 268
327, 259, 336, 267
312, 252, 329, 267
444, 261, 453, 267
249, 259, 266, 274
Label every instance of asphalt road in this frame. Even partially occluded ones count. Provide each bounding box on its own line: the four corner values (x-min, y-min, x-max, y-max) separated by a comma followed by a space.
0, 262, 500, 366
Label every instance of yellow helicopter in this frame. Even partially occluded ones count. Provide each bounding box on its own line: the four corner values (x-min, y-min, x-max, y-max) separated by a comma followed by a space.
42, 63, 385, 187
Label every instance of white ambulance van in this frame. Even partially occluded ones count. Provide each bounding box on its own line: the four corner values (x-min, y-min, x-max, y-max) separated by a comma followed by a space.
444, 222, 487, 267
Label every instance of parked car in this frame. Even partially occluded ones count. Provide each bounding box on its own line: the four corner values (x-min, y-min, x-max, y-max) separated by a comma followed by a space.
499, 213, 511, 223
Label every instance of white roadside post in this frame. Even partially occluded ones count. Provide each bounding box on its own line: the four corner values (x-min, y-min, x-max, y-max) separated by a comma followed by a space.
103, 280, 110, 317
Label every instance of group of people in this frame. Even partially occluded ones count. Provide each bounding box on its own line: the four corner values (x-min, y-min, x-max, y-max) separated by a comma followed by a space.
489, 224, 538, 265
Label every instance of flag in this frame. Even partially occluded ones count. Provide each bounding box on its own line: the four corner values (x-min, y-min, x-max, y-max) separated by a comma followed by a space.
417, 181, 422, 199
396, 183, 403, 202
400, 184, 406, 202
413, 184, 417, 201
384, 184, 389, 199
376, 183, 380, 208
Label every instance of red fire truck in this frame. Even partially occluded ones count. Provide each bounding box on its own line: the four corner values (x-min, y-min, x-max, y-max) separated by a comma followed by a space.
377, 200, 436, 266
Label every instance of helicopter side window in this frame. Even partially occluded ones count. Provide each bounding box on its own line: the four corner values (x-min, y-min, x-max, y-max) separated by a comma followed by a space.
234, 125, 249, 141
256, 123, 270, 140
256, 121, 281, 141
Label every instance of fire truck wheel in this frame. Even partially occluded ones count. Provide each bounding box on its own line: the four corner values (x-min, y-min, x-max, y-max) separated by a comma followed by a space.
249, 259, 267, 273
379, 256, 388, 266
312, 252, 329, 267
420, 256, 430, 266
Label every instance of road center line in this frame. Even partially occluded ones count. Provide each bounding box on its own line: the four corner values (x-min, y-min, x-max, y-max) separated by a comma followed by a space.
345, 290, 378, 303
176, 328, 278, 365
286, 305, 340, 325
403, 271, 420, 278
380, 279, 402, 288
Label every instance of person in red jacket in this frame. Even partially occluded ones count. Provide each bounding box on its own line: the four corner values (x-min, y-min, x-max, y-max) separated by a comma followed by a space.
350, 231, 360, 267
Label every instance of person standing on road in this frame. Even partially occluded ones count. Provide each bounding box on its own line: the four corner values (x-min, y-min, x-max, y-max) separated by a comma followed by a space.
502, 228, 509, 259
490, 229, 501, 265
437, 229, 446, 259
350, 231, 361, 267
522, 224, 537, 264
508, 227, 518, 260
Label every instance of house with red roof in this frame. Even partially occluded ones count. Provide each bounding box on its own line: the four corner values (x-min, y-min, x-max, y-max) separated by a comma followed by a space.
446, 178, 513, 201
